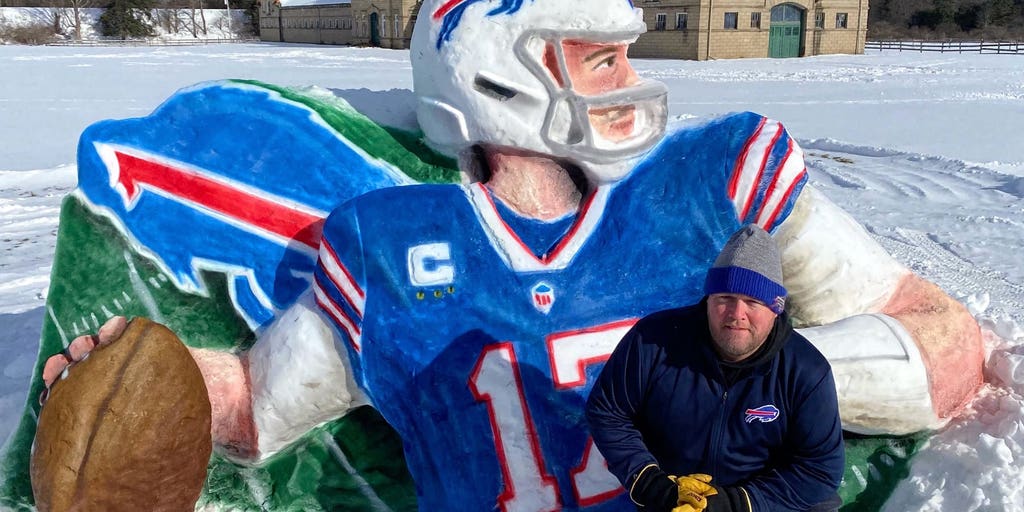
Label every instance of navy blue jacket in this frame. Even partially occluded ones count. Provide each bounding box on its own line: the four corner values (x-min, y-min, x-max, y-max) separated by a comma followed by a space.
586, 302, 844, 511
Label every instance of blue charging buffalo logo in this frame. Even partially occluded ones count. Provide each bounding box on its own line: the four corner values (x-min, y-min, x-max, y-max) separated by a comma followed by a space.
744, 405, 780, 423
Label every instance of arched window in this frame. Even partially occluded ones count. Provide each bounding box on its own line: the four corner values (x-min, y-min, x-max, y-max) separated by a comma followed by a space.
770, 4, 802, 23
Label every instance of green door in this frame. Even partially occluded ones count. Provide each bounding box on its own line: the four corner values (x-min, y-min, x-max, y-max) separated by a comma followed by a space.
769, 4, 803, 58
369, 12, 380, 46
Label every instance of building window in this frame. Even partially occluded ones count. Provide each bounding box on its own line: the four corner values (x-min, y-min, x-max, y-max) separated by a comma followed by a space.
724, 12, 738, 29
655, 13, 667, 31
815, 11, 824, 29
394, 14, 400, 37
382, 17, 387, 37
751, 12, 761, 29
676, 12, 687, 30
836, 12, 848, 29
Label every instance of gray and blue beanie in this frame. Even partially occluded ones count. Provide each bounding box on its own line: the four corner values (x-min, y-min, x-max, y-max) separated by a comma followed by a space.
704, 225, 787, 314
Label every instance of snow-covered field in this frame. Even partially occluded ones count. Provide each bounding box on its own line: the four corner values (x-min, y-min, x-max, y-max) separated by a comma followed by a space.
0, 44, 1022, 510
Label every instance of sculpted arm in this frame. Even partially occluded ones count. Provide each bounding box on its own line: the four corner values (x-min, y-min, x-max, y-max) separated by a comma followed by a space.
191, 292, 369, 462
774, 185, 983, 434
45, 293, 368, 463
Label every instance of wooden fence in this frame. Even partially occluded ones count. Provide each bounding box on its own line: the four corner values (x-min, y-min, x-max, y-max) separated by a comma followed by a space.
865, 40, 1024, 54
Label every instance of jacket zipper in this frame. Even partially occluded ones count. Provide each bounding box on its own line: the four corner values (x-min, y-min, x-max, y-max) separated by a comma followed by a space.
707, 388, 729, 477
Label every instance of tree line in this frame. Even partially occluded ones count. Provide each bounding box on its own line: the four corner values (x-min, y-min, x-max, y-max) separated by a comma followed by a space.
100, 0, 259, 39
0, 0, 260, 41
869, 0, 1024, 40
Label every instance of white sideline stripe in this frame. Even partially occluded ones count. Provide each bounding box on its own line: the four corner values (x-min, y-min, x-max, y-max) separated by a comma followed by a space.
733, 120, 781, 219
319, 242, 366, 316
124, 250, 164, 323
47, 305, 69, 348
321, 431, 394, 512
241, 470, 271, 509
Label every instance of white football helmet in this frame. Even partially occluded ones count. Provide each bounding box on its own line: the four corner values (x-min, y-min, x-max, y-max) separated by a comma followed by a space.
411, 0, 668, 183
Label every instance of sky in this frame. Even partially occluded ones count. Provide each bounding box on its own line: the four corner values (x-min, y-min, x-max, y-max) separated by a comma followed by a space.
0, 41, 1022, 511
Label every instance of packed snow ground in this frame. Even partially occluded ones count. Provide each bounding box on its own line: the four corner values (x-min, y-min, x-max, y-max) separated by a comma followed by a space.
0, 44, 1022, 511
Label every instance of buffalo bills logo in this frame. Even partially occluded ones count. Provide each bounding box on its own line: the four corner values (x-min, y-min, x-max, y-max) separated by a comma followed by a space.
744, 405, 780, 423
432, 0, 524, 48
432, 0, 635, 48
531, 282, 555, 314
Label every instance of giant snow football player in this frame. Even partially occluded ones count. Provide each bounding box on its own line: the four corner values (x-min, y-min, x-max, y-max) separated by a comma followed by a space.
43, 0, 983, 510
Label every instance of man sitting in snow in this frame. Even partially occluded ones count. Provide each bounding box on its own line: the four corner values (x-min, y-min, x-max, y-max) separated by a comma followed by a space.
587, 225, 845, 512
43, 0, 983, 509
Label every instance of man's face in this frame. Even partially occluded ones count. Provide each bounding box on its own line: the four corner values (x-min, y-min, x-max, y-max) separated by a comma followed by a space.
544, 40, 640, 142
706, 293, 778, 363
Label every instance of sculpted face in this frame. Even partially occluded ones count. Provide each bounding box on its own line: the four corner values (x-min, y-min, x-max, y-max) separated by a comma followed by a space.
545, 40, 640, 142
706, 293, 778, 363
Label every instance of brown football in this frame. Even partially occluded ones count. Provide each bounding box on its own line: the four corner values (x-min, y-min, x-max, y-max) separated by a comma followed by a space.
31, 317, 212, 512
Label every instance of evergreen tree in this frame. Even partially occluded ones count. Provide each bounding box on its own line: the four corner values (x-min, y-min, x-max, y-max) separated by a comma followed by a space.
986, 0, 1017, 25
99, 0, 155, 39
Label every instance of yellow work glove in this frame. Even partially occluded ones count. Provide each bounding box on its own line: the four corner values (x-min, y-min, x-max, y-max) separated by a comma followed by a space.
671, 473, 718, 511
671, 505, 702, 512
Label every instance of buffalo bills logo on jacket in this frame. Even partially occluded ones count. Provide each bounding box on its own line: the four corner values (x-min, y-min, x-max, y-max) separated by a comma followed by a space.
744, 404, 780, 423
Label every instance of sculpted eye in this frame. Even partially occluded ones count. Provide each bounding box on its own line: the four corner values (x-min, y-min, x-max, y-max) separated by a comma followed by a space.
591, 56, 616, 71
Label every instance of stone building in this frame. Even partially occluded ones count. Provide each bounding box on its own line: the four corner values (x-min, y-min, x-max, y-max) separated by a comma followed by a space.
630, 0, 868, 59
259, 0, 417, 48
259, 0, 868, 59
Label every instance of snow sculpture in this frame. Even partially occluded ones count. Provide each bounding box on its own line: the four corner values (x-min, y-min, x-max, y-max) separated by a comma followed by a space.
1, 0, 984, 510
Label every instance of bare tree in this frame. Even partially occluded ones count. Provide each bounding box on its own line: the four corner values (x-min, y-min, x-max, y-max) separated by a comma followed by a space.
194, 0, 208, 36
49, 0, 94, 40
69, 0, 93, 39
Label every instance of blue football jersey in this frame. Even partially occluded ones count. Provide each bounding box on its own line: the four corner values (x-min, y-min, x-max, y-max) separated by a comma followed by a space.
313, 112, 807, 511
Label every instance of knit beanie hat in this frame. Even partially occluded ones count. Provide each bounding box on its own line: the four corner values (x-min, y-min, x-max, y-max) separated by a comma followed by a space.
704, 225, 787, 314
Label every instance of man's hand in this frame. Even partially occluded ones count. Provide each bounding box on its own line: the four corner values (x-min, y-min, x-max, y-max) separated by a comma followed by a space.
40, 316, 128, 404
630, 465, 721, 512
629, 465, 678, 510
703, 485, 752, 512
673, 473, 717, 509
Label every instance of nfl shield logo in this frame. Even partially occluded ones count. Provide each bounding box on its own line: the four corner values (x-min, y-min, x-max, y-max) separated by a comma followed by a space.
531, 282, 555, 314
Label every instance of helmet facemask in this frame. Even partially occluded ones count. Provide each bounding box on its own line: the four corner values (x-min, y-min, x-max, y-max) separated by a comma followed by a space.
515, 30, 668, 165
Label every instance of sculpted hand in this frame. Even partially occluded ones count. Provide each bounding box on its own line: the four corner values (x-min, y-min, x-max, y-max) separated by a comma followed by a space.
40, 316, 128, 405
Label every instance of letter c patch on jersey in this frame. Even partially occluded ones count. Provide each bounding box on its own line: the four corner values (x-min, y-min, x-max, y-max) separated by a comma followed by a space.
408, 243, 455, 286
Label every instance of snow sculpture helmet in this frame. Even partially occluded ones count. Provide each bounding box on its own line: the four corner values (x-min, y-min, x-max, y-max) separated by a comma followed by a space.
411, 0, 668, 183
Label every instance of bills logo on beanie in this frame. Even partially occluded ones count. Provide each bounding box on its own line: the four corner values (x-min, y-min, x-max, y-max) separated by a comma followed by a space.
704, 225, 787, 314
